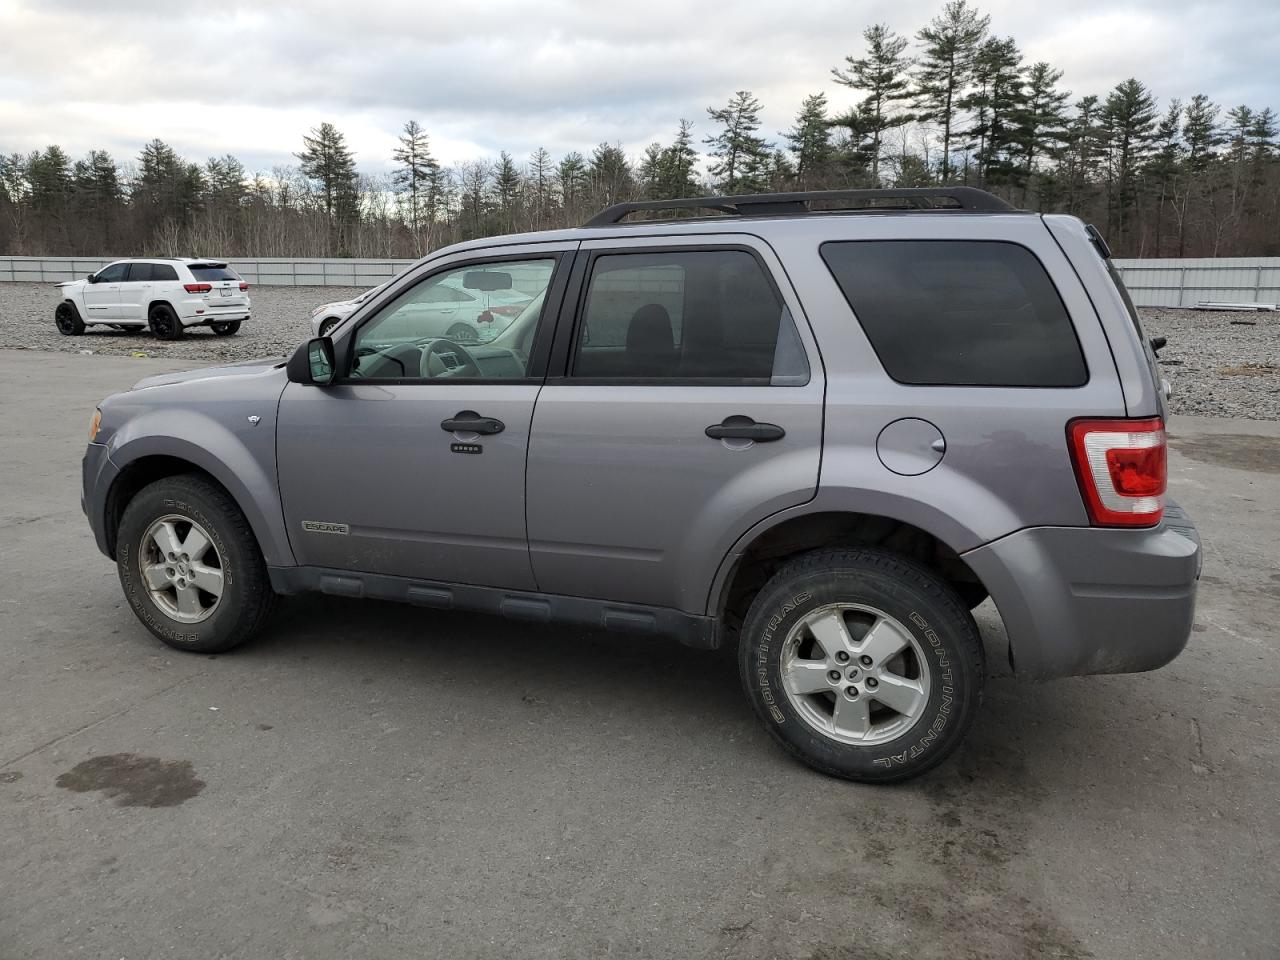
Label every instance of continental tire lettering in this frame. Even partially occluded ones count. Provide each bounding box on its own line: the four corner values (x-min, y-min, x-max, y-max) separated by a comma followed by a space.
756, 591, 812, 726
874, 612, 957, 768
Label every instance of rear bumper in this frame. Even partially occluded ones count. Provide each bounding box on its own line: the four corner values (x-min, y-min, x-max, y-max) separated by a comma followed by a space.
963, 501, 1201, 681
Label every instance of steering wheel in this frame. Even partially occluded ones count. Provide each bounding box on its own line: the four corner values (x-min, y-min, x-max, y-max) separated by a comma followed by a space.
419, 338, 483, 379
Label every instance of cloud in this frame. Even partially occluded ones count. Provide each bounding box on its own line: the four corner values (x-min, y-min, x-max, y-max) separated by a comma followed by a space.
1, 0, 1276, 173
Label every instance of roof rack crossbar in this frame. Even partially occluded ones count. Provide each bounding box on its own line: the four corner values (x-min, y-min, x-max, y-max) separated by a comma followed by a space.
583, 187, 1015, 226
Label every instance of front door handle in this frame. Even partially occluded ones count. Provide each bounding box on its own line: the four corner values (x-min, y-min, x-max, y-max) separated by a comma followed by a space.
441, 410, 505, 435
705, 415, 785, 442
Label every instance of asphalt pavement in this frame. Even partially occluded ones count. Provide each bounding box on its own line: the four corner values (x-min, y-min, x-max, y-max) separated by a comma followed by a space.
1, 350, 1276, 960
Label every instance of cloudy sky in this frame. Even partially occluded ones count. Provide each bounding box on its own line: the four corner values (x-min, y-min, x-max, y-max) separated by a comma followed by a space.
1, 0, 1277, 174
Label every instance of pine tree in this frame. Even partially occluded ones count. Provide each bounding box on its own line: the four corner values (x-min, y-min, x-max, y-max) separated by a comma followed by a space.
391, 120, 439, 243
831, 24, 912, 182
705, 90, 771, 193
638, 142, 665, 198
658, 120, 700, 199
1013, 62, 1070, 204
959, 36, 1023, 187
786, 94, 835, 188
1100, 79, 1158, 245
528, 147, 554, 227
71, 150, 121, 250
204, 155, 247, 207
136, 139, 202, 237
556, 151, 588, 220
1148, 100, 1183, 255
1062, 95, 1105, 215
492, 151, 523, 233
587, 143, 634, 209
28, 146, 72, 216
1173, 94, 1221, 255
296, 122, 358, 225
913, 0, 990, 181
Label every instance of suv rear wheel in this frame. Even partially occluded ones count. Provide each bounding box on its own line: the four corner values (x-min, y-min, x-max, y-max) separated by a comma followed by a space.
738, 548, 984, 783
148, 304, 183, 341
55, 301, 85, 335
116, 474, 275, 653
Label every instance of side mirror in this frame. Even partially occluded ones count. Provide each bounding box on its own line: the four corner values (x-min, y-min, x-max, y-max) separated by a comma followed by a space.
287, 337, 335, 385
87, 273, 98, 283
1149, 336, 1167, 355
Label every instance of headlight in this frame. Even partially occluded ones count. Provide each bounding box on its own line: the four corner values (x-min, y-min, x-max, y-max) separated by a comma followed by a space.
311, 305, 330, 317
89, 408, 102, 442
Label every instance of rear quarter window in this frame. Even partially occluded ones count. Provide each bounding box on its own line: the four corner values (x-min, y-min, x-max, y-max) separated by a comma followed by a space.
189, 265, 241, 282
820, 240, 1087, 387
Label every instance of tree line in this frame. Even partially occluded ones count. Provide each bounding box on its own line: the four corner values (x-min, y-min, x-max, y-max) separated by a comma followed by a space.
2, 1, 1277, 260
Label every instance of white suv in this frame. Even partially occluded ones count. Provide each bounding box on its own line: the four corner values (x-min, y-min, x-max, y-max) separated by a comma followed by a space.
54, 259, 251, 340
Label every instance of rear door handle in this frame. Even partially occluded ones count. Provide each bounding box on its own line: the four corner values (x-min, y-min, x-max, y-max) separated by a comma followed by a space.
441, 410, 505, 435
705, 415, 785, 442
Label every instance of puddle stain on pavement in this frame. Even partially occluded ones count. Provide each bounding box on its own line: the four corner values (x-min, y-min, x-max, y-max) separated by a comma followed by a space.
1169, 434, 1280, 474
55, 753, 205, 807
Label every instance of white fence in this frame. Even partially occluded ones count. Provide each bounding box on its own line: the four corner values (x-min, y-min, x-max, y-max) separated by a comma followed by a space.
3, 254, 1279, 308
0, 257, 414, 289
1112, 257, 1280, 308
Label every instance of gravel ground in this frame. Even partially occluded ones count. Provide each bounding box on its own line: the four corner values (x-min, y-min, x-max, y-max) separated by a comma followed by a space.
1, 282, 1276, 418
0, 282, 359, 366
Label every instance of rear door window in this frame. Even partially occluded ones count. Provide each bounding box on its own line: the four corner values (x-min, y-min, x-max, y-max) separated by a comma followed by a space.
820, 240, 1087, 387
189, 265, 241, 282
571, 248, 808, 384
124, 263, 153, 282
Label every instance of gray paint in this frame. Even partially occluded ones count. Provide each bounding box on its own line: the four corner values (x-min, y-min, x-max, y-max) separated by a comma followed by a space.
84, 207, 1200, 681
876, 418, 945, 476
96, 362, 295, 567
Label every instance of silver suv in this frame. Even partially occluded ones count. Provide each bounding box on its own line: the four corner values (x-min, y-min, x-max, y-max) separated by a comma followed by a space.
81, 188, 1201, 782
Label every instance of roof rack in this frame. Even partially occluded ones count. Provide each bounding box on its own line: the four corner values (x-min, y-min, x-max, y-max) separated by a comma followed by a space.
583, 187, 1015, 227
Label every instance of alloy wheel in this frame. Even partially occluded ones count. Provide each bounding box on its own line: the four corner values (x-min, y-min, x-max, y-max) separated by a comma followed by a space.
779, 602, 931, 746
138, 515, 224, 623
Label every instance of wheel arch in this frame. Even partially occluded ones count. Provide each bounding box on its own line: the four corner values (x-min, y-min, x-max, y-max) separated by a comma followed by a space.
105, 432, 293, 568
710, 507, 991, 641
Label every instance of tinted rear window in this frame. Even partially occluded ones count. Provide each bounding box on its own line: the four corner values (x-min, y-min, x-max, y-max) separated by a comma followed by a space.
189, 265, 240, 281
820, 240, 1087, 387
125, 263, 153, 282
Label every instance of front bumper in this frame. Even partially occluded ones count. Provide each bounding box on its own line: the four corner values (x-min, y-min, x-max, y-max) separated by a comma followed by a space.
82, 441, 119, 558
963, 501, 1201, 681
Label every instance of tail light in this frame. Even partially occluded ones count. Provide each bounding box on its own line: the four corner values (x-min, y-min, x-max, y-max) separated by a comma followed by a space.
184, 283, 212, 293
1067, 417, 1166, 527
239, 282, 249, 291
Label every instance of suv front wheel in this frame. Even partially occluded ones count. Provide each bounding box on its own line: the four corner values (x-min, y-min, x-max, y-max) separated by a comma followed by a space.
739, 548, 984, 783
116, 474, 276, 653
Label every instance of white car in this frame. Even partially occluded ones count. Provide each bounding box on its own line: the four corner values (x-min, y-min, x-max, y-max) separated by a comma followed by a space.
309, 274, 532, 342
54, 258, 251, 340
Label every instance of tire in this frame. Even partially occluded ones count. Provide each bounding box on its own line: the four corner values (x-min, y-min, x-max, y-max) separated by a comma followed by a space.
148, 304, 183, 341
55, 301, 85, 336
211, 321, 241, 336
446, 322, 478, 341
116, 474, 276, 654
738, 548, 984, 784
317, 317, 339, 337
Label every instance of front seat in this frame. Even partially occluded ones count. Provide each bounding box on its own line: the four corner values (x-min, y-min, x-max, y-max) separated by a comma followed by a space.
625, 303, 675, 377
